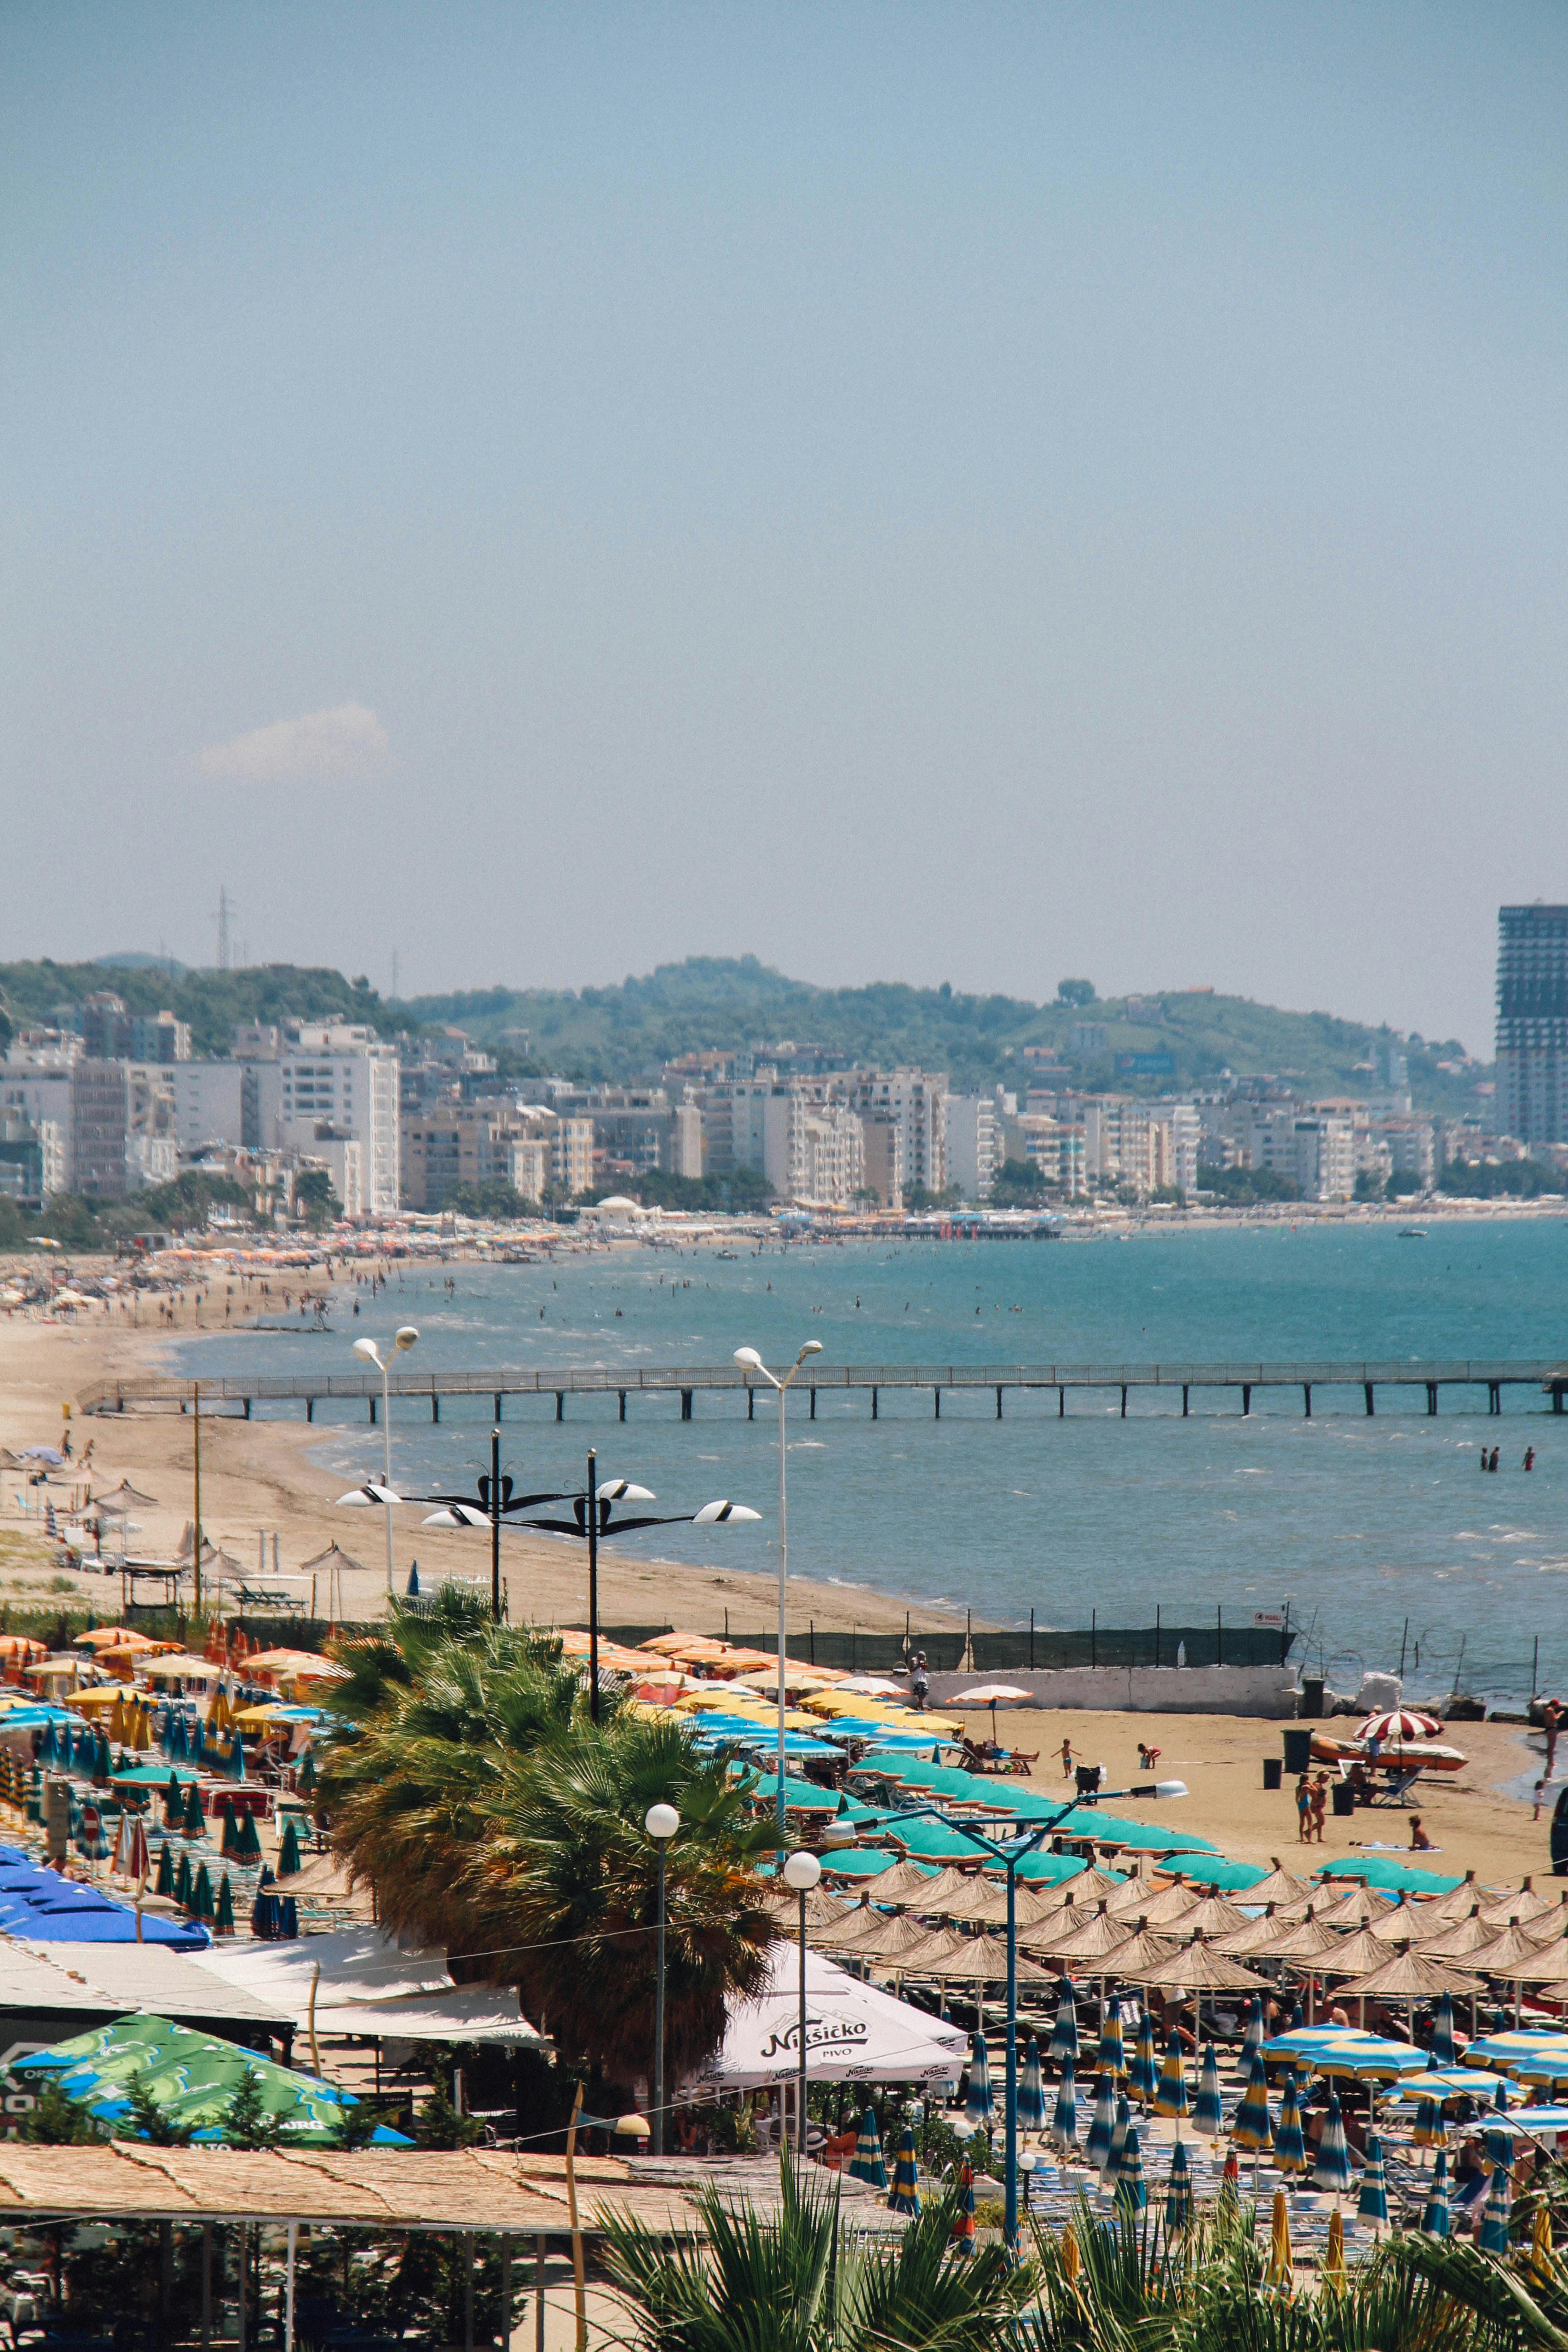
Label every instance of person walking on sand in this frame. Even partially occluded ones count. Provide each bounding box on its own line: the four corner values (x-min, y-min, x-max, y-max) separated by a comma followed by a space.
1296, 1774, 1313, 1844
1309, 1773, 1329, 1843
1061, 1737, 1074, 1781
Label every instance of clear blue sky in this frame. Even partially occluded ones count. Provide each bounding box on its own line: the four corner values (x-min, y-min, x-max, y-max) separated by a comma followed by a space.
3, 3, 1563, 1052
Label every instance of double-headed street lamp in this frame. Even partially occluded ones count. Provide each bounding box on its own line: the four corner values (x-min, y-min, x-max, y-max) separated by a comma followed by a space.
732, 1342, 822, 1843
339, 1327, 419, 1591
645, 1802, 680, 2155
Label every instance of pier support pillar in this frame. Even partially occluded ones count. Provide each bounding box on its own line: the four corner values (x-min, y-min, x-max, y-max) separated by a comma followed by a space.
555, 1392, 564, 1421
1556, 1387, 1565, 1416
1182, 1386, 1189, 1417
871, 1387, 878, 1420
1426, 1383, 1438, 1416
618, 1391, 627, 1422
681, 1390, 693, 1421
809, 1387, 817, 1421
494, 1393, 503, 1422
1364, 1383, 1375, 1416
1303, 1386, 1311, 1418
1242, 1385, 1252, 1416
746, 1387, 754, 1421
242, 1397, 251, 1421
1058, 1386, 1065, 1418
934, 1388, 941, 1419
431, 1395, 440, 1423
305, 1397, 314, 1425
1120, 1386, 1127, 1419
1490, 1382, 1501, 1416
369, 1393, 377, 1426
995, 1386, 1003, 1420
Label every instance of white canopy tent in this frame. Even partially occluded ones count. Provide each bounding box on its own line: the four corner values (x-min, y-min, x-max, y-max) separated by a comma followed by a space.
691, 1945, 967, 2090
191, 1927, 544, 2048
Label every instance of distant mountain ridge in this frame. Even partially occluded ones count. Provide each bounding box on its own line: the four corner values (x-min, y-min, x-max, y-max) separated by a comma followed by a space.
0, 953, 1489, 1114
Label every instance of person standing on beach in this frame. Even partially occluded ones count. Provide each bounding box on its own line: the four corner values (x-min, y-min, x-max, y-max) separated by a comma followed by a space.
1542, 1698, 1562, 1782
1309, 1773, 1329, 1843
1061, 1737, 1074, 1781
1296, 1774, 1313, 1843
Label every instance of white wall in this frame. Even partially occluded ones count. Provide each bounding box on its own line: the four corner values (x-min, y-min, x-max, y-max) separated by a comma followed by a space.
926, 1665, 1300, 1717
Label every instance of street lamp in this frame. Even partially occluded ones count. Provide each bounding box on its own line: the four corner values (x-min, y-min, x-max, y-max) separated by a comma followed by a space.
340, 1327, 418, 1592
733, 1342, 823, 1843
899, 1778, 1189, 2249
781, 1849, 822, 2156
645, 1803, 680, 2155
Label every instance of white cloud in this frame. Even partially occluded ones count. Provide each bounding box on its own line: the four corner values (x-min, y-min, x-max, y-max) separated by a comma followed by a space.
199, 701, 389, 784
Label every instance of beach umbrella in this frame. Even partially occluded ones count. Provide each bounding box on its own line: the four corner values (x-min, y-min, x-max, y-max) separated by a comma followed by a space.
1423, 2150, 1451, 2238
181, 1783, 203, 1839
1219, 2149, 1240, 2213
93, 1731, 112, 1784
214, 1873, 235, 1936
297, 1750, 316, 1797
1052, 2055, 1079, 2151
1164, 2137, 1194, 2233
251, 1886, 280, 1939
1242, 1995, 1264, 2067
163, 1773, 183, 1829
1130, 2013, 1159, 2105
1233, 2051, 1273, 2155
849, 2106, 887, 2189
952, 2162, 975, 2254
1097, 1996, 1126, 2077
191, 1862, 214, 1922
1266, 2190, 1292, 2288
887, 2125, 920, 2216
25, 1765, 41, 1825
1411, 2098, 1448, 2153
1194, 2043, 1223, 2139
1323, 2207, 1347, 2292
1049, 1980, 1079, 2066
173, 1849, 193, 1908
1085, 2074, 1116, 2170
1480, 2158, 1512, 2254
965, 2034, 993, 2130
235, 1808, 262, 1864
1289, 1999, 1303, 2030
1114, 2120, 1146, 2214
1313, 2093, 1353, 2198
154, 1840, 175, 1899
39, 1722, 56, 1771
1358, 2135, 1389, 2232
1154, 2035, 1190, 2125
1109, 2090, 1132, 2181
1530, 2200, 1553, 2284
279, 1896, 299, 1939
278, 1820, 302, 1877
217, 1798, 239, 1858
1019, 2036, 1046, 2133
1432, 1991, 1456, 2067
1274, 2072, 1308, 2177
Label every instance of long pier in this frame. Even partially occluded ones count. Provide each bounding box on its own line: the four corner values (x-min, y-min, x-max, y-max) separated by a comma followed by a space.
81, 1358, 1568, 1422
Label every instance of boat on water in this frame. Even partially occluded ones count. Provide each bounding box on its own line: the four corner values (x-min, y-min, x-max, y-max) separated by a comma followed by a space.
1399, 1228, 1427, 1239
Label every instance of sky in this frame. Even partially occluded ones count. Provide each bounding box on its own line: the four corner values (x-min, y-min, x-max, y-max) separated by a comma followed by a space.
3, 4, 1564, 1054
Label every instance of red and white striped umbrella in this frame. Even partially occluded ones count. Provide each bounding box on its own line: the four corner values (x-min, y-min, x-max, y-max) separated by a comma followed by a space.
1358, 1708, 1442, 1741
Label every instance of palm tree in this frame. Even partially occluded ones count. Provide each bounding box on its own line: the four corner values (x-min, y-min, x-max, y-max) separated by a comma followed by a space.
600, 2158, 1031, 2352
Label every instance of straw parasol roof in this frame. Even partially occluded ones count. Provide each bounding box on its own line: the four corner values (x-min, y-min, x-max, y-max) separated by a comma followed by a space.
1466, 1922, 1568, 1983
879, 1926, 1008, 1980
1313, 1883, 1398, 1931
810, 1901, 887, 1951
1319, 1925, 1405, 1979
1099, 1922, 1186, 1978
1106, 1868, 1163, 1916
856, 1910, 959, 1962
1421, 1871, 1494, 1926
1129, 1880, 1201, 1927
1124, 1934, 1271, 1994
299, 1541, 369, 1579
92, 1480, 159, 1510
1231, 1861, 1313, 1909
1175, 1893, 1253, 1939
1014, 1881, 1079, 1929
1336, 1944, 1484, 2002
1479, 1881, 1562, 1931
1253, 1910, 1343, 1962
1421, 1907, 1496, 1960
1367, 1894, 1436, 1944
766, 1886, 847, 1932
855, 1859, 941, 1905
1030, 1905, 1132, 1965
902, 1866, 990, 1915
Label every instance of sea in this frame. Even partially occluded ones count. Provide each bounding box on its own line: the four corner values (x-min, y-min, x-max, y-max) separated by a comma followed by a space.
178, 1217, 1568, 1709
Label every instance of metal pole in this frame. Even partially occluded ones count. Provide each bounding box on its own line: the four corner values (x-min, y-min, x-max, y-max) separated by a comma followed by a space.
382, 1362, 395, 1594
490, 1424, 502, 1622
798, 1885, 810, 2156
284, 2220, 298, 2352
192, 1382, 203, 1619
653, 1840, 667, 2154
534, 2238, 546, 2352
777, 1379, 788, 1844
587, 1449, 600, 1725
1004, 1855, 1019, 2246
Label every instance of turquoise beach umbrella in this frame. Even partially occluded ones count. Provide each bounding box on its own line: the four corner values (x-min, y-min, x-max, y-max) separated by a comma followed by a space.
1084, 2073, 1116, 2170
965, 2034, 993, 2130
1019, 2036, 1045, 2132
1052, 2054, 1079, 2151
1274, 2071, 1308, 2176
1233, 2051, 1274, 2156
887, 2124, 920, 2216
1242, 1996, 1264, 2067
1164, 2138, 1194, 2232
1109, 2090, 1132, 2180
849, 2107, 887, 2188
1194, 2043, 1223, 2139
1097, 1997, 1126, 2078
1154, 2034, 1189, 2124
1358, 2135, 1389, 2230
1049, 1980, 1078, 2066
1130, 2014, 1159, 2106
1313, 2093, 1353, 2197
1412, 2098, 1447, 2153
1114, 2120, 1146, 2214
1480, 2158, 1512, 2254
1432, 1992, 1456, 2068
1422, 2150, 1451, 2239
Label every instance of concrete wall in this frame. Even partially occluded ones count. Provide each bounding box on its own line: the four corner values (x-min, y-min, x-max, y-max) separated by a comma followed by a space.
926, 1664, 1299, 1718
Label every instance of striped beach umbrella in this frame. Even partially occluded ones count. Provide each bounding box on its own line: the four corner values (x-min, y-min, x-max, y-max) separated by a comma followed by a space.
1323, 2207, 1346, 2292
1274, 2071, 1308, 2178
191, 1861, 215, 1922
1109, 2090, 1132, 2181
1242, 1995, 1265, 2067
1164, 2137, 1194, 2233
1480, 2157, 1512, 2255
1155, 2035, 1190, 2125
1266, 2190, 1293, 2288
1412, 2098, 1448, 2153
1289, 1999, 1304, 2030
1130, 2014, 1159, 2106
1313, 2093, 1353, 2198
1219, 2149, 1240, 2212
952, 2161, 975, 2254
887, 2125, 920, 2216
849, 2107, 887, 2188
1232, 2051, 1273, 2156
1358, 2135, 1389, 2232
1049, 1981, 1079, 2066
1432, 1991, 1456, 2068
1020, 2037, 1046, 2133
965, 2034, 993, 2130
1097, 1997, 1126, 2078
1422, 2150, 1451, 2239
1085, 2072, 1115, 2168
215, 1872, 235, 1936
1052, 2054, 1079, 2151
1114, 2121, 1146, 2215
1194, 2043, 1223, 2139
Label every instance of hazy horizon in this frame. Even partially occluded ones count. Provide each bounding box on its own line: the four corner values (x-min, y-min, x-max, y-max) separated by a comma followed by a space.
5, 5, 1564, 1057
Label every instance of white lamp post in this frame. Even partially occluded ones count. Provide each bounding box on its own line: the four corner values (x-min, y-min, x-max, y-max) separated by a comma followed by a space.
781, 1848, 822, 2156
645, 1803, 681, 2154
733, 1343, 822, 1842
350, 1327, 418, 1592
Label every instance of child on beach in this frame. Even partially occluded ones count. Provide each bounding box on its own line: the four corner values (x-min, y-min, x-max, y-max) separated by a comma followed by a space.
1309, 1773, 1329, 1843
1061, 1738, 1074, 1780
1295, 1774, 1313, 1843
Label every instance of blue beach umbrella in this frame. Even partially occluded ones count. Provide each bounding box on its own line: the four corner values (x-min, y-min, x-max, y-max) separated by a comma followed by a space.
1232, 2051, 1274, 2156
1019, 2036, 1046, 2133
1049, 1980, 1079, 2067
965, 2034, 993, 2130
1114, 2120, 1146, 2215
1480, 2157, 1512, 2255
1097, 1997, 1126, 2078
1289, 1999, 1304, 2030
1422, 2150, 1451, 2239
1432, 1992, 1456, 2068
1130, 2014, 1159, 2106
1274, 2072, 1308, 2178
887, 2125, 920, 2216
849, 2107, 887, 2188
1052, 2055, 1079, 2151
1358, 2135, 1389, 2231
1084, 2073, 1116, 2170
1164, 2138, 1194, 2233
1242, 1996, 1265, 2067
279, 1896, 299, 1939
1194, 2043, 1223, 2139
1412, 2098, 1448, 2153
1313, 2093, 1353, 2198
1109, 2090, 1132, 2181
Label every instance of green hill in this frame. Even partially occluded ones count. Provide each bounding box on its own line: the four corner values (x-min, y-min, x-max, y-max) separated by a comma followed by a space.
0, 954, 1490, 1115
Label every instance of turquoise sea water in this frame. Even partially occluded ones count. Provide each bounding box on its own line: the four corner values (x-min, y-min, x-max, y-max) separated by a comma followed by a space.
181, 1219, 1568, 1705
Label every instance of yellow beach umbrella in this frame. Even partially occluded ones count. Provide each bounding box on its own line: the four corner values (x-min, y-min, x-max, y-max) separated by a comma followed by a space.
1323, 2208, 1346, 2292
1266, 2190, 1293, 2289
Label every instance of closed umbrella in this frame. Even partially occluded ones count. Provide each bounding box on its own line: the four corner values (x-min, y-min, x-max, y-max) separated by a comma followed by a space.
1019, 2036, 1045, 2133
1109, 2089, 1132, 2181
1049, 1980, 1079, 2066
1313, 2093, 1353, 2197
1412, 2098, 1448, 2153
1130, 2013, 1159, 2106
1164, 2137, 1193, 2233
1115, 2119, 1146, 2213
1359, 2135, 1390, 2232
849, 2107, 887, 2187
1084, 2073, 1116, 2170
1266, 2190, 1293, 2288
887, 2124, 920, 2215
1233, 2052, 1274, 2157
1097, 1995, 1127, 2077
1242, 1995, 1265, 2065
1052, 2054, 1079, 2151
1219, 2149, 1241, 2212
1432, 1991, 1456, 2068
1480, 2157, 1512, 2254
278, 1820, 303, 1877
953, 2162, 975, 2254
163, 1773, 183, 1830
965, 2033, 993, 2130
214, 1874, 235, 1936
1320, 2208, 1346, 2292
1423, 2150, 1451, 2238
279, 1895, 299, 1939
235, 1808, 262, 1865
217, 1798, 239, 1859
181, 1784, 203, 1839
173, 1851, 193, 1909
1194, 2043, 1223, 2139
154, 1841, 175, 1899
1274, 2071, 1308, 2177
1154, 2034, 1190, 2127
190, 1862, 214, 1923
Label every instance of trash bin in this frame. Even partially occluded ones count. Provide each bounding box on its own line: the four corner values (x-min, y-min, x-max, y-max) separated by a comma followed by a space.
1262, 1756, 1283, 1791
1282, 1727, 1314, 1777
1301, 1677, 1326, 1720
1332, 1780, 1356, 1817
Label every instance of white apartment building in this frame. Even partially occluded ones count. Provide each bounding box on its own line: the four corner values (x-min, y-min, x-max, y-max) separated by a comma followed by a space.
245, 1026, 401, 1216
945, 1095, 999, 1201
162, 1062, 247, 1155
761, 1091, 866, 1206
1002, 1114, 1088, 1198
849, 1069, 946, 1194
1249, 1110, 1356, 1201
